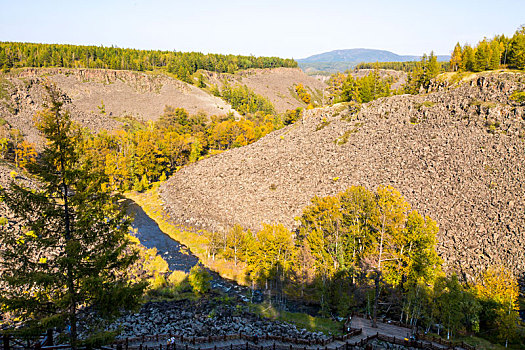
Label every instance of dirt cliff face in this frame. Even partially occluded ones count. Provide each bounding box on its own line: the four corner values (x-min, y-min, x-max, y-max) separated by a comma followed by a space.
160, 71, 525, 280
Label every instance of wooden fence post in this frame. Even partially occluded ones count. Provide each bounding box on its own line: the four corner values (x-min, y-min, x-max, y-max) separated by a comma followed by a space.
46, 329, 54, 347
2, 334, 9, 350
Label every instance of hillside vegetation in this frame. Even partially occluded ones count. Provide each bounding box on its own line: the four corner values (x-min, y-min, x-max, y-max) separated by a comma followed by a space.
1, 34, 524, 348
0, 66, 325, 151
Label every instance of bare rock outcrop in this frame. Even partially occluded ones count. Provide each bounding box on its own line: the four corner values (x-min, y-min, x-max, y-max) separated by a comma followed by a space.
160, 71, 525, 280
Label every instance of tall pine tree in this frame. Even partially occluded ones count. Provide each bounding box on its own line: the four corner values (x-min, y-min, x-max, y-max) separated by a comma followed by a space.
0, 85, 145, 347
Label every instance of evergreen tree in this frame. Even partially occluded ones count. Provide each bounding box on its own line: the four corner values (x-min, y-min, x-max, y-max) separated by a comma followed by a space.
474, 40, 491, 72
0, 85, 145, 347
489, 40, 502, 70
461, 45, 475, 71
426, 51, 440, 80
508, 26, 525, 70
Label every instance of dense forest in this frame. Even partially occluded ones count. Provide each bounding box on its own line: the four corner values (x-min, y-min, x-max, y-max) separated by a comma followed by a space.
218, 84, 276, 115
356, 26, 525, 74
0, 42, 297, 83
449, 25, 525, 72
326, 70, 393, 104
327, 37, 521, 104
80, 107, 284, 192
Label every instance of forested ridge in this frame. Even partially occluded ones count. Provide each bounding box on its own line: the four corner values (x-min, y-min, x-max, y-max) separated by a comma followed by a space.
355, 61, 448, 72
0, 42, 297, 83
326, 22, 525, 105
449, 25, 525, 72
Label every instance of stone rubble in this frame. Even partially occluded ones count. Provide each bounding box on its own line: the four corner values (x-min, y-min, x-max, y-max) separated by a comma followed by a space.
81, 297, 330, 341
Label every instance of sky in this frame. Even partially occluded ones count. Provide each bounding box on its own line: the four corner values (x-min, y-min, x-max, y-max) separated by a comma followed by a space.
1, 0, 524, 59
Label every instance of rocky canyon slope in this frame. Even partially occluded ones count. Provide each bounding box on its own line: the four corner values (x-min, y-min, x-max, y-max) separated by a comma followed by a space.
160, 71, 525, 279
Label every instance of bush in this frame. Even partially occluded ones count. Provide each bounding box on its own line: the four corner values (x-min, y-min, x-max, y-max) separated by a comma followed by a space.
189, 265, 212, 294
151, 273, 167, 289
283, 108, 303, 125
510, 90, 525, 105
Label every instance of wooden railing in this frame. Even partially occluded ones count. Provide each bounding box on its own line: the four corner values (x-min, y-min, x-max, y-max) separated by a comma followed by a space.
111, 328, 363, 349
3, 326, 477, 350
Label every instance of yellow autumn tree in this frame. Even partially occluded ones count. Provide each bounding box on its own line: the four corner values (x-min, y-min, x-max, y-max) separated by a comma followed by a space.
295, 83, 312, 105
15, 140, 37, 169
476, 265, 519, 310
475, 265, 520, 345
450, 43, 463, 72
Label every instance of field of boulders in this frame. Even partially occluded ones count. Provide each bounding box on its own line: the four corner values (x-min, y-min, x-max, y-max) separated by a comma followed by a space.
80, 296, 330, 341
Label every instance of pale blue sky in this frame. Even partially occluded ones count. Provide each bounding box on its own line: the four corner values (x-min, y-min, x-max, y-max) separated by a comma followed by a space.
1, 0, 523, 59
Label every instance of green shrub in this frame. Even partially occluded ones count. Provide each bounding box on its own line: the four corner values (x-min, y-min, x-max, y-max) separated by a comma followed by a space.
414, 101, 436, 110
283, 107, 303, 125
168, 270, 188, 286
189, 265, 211, 294
151, 273, 167, 289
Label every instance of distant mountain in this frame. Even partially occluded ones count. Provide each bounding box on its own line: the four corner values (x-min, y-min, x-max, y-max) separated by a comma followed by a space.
297, 48, 449, 73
